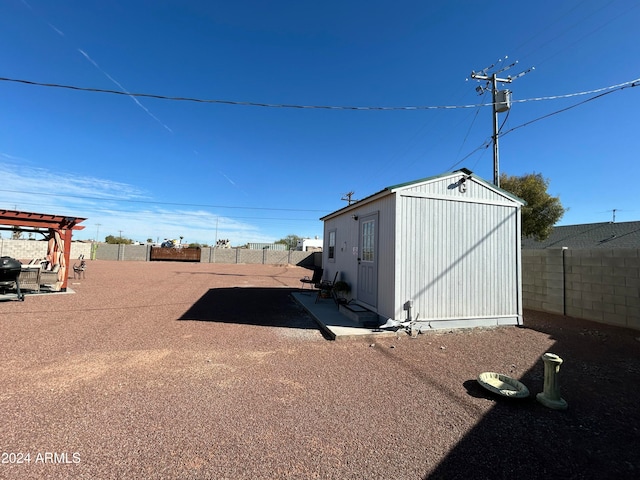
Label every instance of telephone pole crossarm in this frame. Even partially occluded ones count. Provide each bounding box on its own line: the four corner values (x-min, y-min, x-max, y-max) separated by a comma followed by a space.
469, 59, 533, 187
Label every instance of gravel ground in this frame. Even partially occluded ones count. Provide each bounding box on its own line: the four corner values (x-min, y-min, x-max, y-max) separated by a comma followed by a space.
1, 260, 639, 479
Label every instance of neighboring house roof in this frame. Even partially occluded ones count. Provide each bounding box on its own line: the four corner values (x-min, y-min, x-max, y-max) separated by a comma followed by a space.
320, 169, 524, 221
522, 221, 640, 249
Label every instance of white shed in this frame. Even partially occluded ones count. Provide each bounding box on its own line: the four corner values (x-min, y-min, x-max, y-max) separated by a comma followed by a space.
320, 169, 525, 330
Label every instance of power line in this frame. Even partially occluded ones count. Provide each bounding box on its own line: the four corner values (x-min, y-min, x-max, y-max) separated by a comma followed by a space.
510, 0, 590, 59
0, 188, 328, 213
470, 57, 534, 186
454, 91, 487, 161
1, 75, 638, 111
500, 80, 639, 138
0, 198, 321, 224
445, 140, 492, 172
517, 0, 618, 65
446, 79, 640, 172
555, 5, 640, 63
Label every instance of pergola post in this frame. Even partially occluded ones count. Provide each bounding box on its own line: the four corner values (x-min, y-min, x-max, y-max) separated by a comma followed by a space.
62, 228, 74, 290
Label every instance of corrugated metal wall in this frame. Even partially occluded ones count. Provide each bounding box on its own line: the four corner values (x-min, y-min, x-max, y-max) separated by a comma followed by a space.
372, 195, 396, 316
400, 175, 516, 204
246, 243, 287, 251
397, 193, 519, 322
322, 215, 355, 286
322, 173, 522, 327
322, 194, 396, 313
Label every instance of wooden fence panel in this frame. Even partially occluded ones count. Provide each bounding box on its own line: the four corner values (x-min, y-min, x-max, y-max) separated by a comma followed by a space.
150, 247, 201, 262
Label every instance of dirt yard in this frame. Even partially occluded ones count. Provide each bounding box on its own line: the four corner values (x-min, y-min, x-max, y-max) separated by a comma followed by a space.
1, 260, 638, 479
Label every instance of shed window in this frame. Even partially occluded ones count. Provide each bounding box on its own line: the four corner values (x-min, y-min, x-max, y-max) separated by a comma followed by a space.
361, 220, 375, 262
328, 230, 336, 261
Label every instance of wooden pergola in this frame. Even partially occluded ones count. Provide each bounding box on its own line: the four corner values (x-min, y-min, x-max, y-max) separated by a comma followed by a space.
0, 209, 86, 291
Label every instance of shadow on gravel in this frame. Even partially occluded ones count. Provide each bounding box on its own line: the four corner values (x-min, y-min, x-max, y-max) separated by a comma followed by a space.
178, 287, 322, 331
427, 313, 640, 480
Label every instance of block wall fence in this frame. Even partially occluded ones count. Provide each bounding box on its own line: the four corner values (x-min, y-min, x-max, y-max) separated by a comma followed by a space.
522, 248, 639, 331
0, 239, 320, 269
0, 238, 92, 262
2, 239, 636, 331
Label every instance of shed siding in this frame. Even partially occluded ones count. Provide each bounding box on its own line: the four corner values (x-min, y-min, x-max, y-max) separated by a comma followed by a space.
322, 171, 522, 330
372, 195, 396, 316
397, 194, 518, 322
323, 195, 396, 315
399, 176, 515, 205
321, 214, 353, 285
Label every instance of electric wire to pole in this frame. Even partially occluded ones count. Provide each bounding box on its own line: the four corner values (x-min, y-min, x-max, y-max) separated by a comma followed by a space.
1, 73, 639, 200
499, 82, 639, 138
469, 57, 534, 186
0, 188, 327, 213
1, 75, 638, 111
445, 78, 639, 173
3, 72, 637, 186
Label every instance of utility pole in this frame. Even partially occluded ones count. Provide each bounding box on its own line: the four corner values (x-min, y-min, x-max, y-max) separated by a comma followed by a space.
341, 191, 357, 205
470, 57, 533, 187
95, 223, 101, 243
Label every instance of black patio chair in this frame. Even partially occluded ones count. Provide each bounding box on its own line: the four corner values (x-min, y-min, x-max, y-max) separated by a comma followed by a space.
315, 271, 339, 304
300, 268, 323, 290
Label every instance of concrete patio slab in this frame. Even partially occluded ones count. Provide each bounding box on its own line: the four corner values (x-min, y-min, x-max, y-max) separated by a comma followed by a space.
291, 291, 397, 340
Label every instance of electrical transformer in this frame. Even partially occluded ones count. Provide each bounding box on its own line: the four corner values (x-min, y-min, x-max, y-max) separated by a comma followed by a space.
495, 89, 512, 112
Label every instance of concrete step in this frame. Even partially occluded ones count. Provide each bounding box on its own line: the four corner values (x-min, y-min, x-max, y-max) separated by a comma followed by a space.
339, 303, 380, 328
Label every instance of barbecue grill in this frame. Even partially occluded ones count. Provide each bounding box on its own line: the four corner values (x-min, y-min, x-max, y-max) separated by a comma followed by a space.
0, 256, 24, 301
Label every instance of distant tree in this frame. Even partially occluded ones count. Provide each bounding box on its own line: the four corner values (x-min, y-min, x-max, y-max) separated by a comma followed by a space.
105, 235, 134, 244
500, 172, 566, 241
275, 234, 302, 250
146, 238, 153, 243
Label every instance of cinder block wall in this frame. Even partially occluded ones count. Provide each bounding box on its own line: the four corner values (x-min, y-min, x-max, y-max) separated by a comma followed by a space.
0, 239, 92, 262
3, 239, 321, 269
94, 243, 120, 261
564, 249, 639, 329
90, 242, 318, 266
121, 245, 149, 261
204, 248, 237, 264
522, 248, 640, 330
522, 249, 565, 314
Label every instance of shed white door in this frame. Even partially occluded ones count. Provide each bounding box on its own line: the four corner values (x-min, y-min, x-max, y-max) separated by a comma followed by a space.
357, 213, 378, 307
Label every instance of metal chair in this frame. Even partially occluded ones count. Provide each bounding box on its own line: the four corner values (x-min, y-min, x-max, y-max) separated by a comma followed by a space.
315, 271, 339, 304
300, 268, 323, 290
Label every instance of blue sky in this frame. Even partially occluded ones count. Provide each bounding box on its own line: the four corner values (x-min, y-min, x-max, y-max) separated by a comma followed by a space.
1, 0, 638, 245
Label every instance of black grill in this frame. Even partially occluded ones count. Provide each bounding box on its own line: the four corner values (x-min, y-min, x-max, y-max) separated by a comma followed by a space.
0, 256, 24, 300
